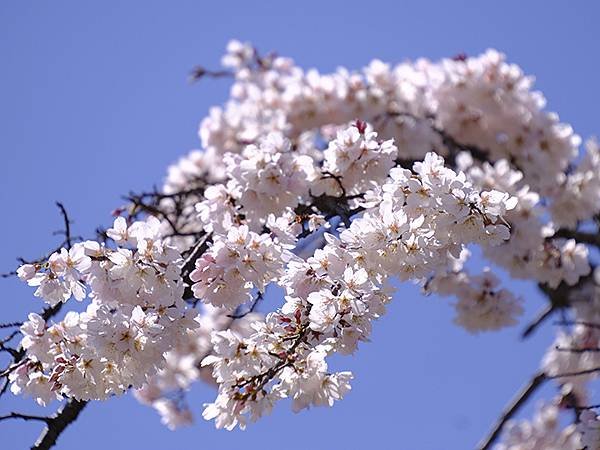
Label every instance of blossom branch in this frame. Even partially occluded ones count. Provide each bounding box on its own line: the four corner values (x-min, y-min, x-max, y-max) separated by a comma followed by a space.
5, 41, 600, 446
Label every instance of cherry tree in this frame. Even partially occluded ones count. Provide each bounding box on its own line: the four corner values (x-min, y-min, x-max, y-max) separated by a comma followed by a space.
2, 40, 600, 449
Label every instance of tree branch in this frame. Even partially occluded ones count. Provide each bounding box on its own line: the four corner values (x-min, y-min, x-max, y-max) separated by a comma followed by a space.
547, 367, 600, 379
54, 202, 73, 249
180, 233, 212, 302
552, 228, 600, 248
0, 321, 22, 329
0, 412, 49, 424
521, 303, 556, 339
31, 400, 88, 450
476, 371, 547, 450
228, 292, 263, 319
554, 320, 600, 330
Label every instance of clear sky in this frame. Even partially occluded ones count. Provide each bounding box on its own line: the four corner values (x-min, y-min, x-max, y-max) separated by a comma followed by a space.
1, 2, 599, 449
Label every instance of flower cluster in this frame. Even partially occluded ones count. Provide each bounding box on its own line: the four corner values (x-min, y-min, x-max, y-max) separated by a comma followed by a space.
190, 226, 288, 310
428, 262, 523, 333
223, 132, 317, 227
200, 151, 517, 429
8, 40, 600, 444
319, 122, 397, 195
550, 138, 600, 229
201, 42, 582, 199
11, 217, 196, 405
17, 245, 91, 306
134, 305, 261, 429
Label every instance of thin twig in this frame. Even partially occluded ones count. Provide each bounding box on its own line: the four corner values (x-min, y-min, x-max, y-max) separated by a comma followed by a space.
0, 412, 50, 423
521, 303, 556, 339
547, 367, 600, 379
188, 66, 233, 83
555, 346, 600, 353
567, 403, 600, 411
228, 292, 263, 319
55, 202, 72, 249
553, 320, 600, 330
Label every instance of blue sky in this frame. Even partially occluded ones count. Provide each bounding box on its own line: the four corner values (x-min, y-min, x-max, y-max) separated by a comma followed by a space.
1, 2, 599, 449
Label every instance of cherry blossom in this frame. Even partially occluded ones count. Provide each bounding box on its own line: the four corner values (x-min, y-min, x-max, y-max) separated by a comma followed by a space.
6, 40, 600, 449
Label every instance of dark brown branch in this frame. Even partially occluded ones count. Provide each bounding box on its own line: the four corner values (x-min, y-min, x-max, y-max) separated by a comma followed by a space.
553, 320, 600, 330
232, 325, 309, 398
552, 228, 600, 248
41, 303, 63, 323
567, 403, 600, 411
0, 270, 17, 278
525, 268, 598, 340
477, 371, 547, 450
431, 123, 489, 164
527, 274, 596, 338
555, 346, 600, 353
180, 234, 212, 302
1, 203, 78, 278
547, 367, 600, 379
31, 400, 88, 450
0, 330, 20, 345
188, 66, 233, 83
521, 303, 556, 339
379, 110, 490, 165
191, 45, 274, 84
126, 196, 180, 235
228, 292, 263, 319
54, 202, 73, 249
0, 341, 20, 358
0, 412, 49, 423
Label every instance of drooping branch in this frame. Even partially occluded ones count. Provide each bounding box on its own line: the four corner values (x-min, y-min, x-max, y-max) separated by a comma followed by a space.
3, 44, 598, 447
